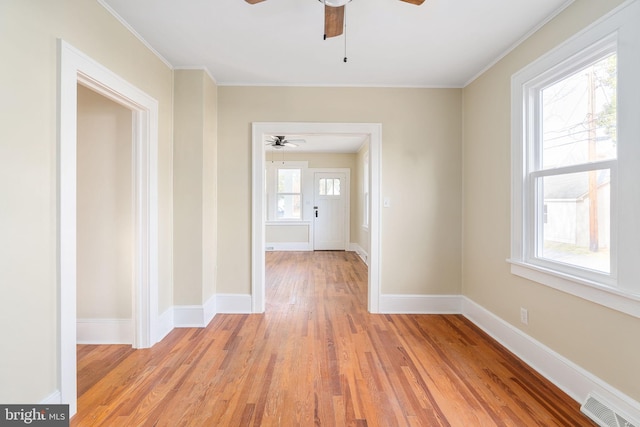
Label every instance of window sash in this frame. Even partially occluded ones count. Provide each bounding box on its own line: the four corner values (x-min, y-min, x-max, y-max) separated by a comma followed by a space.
508, 0, 640, 319
524, 160, 617, 285
277, 169, 302, 220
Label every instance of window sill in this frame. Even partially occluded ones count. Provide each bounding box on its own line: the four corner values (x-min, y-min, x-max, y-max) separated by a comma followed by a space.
507, 259, 640, 319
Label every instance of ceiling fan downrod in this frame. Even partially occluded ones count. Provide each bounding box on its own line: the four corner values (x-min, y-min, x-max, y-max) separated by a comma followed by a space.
343, 4, 347, 62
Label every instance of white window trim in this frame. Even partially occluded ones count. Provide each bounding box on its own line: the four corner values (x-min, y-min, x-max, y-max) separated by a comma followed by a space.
266, 161, 307, 222
509, 0, 640, 318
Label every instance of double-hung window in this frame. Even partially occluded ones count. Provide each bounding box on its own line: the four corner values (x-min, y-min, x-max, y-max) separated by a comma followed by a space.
362, 151, 370, 229
510, 1, 640, 317
276, 168, 302, 220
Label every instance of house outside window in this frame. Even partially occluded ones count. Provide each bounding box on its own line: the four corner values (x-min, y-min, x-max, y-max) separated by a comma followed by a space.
510, 1, 640, 318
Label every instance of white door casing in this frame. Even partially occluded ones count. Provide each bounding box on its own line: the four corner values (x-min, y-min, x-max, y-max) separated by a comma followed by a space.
313, 171, 349, 250
251, 122, 382, 314
58, 40, 159, 416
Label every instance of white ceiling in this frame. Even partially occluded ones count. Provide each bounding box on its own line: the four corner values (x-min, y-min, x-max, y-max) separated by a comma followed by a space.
100, 0, 572, 153
101, 0, 573, 88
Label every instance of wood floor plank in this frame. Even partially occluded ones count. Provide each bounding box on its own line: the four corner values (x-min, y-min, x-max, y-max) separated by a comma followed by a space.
72, 251, 594, 426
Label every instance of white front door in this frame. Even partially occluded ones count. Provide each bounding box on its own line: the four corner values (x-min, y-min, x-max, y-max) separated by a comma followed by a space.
314, 172, 347, 250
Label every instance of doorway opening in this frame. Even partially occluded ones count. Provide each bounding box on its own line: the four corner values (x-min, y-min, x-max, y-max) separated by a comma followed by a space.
76, 84, 134, 345
58, 40, 159, 416
252, 122, 381, 314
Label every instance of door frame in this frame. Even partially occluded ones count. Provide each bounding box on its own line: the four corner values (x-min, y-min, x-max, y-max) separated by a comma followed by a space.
58, 40, 159, 415
312, 169, 350, 251
251, 122, 381, 313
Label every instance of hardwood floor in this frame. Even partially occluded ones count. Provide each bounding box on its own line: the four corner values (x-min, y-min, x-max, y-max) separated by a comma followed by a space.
73, 251, 594, 426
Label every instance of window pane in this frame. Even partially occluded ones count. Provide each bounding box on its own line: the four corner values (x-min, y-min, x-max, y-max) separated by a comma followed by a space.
319, 178, 326, 195
538, 169, 610, 273
277, 195, 301, 219
278, 169, 301, 193
541, 54, 617, 169
333, 179, 340, 195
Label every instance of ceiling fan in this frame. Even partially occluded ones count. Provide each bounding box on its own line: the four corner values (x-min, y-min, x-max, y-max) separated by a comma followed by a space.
245, 0, 425, 40
265, 135, 306, 149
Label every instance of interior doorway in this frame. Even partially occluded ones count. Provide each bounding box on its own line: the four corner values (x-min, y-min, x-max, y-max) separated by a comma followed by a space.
252, 122, 382, 314
58, 40, 159, 416
76, 84, 134, 345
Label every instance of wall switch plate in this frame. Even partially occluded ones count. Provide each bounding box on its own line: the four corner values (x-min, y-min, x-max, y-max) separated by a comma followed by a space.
383, 197, 391, 208
520, 307, 529, 325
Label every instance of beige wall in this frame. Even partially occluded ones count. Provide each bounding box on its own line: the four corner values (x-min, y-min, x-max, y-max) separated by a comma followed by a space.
76, 84, 132, 320
266, 225, 310, 243
202, 72, 218, 304
218, 87, 463, 296
0, 0, 173, 403
462, 0, 639, 401
173, 69, 218, 306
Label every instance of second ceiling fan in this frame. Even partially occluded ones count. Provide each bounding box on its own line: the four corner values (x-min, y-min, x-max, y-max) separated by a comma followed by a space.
245, 0, 425, 40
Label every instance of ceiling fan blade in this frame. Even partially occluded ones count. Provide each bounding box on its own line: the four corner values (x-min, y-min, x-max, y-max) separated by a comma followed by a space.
324, 5, 344, 39
245, 0, 266, 4
285, 143, 298, 147
399, 0, 425, 4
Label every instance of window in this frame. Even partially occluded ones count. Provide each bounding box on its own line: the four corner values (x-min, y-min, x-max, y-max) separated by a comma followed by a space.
510, 1, 640, 318
363, 152, 369, 228
534, 49, 617, 277
277, 168, 302, 220
318, 178, 341, 196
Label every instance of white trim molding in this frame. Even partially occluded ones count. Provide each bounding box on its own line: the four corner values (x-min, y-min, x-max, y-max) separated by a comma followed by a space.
462, 297, 640, 422
252, 122, 382, 314
509, 0, 640, 318
157, 308, 175, 342
265, 242, 313, 251
216, 294, 253, 314
77, 319, 134, 344
379, 294, 462, 314
58, 39, 160, 416
349, 243, 369, 266
174, 295, 217, 328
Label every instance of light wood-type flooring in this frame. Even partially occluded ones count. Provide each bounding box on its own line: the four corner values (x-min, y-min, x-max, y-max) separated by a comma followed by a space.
72, 251, 594, 426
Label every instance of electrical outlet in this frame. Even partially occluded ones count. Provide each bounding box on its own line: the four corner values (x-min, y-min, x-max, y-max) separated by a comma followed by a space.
520, 307, 529, 325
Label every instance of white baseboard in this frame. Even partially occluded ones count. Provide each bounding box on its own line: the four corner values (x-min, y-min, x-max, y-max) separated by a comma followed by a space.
216, 294, 252, 314
349, 243, 369, 265
156, 307, 174, 343
77, 318, 133, 344
204, 293, 217, 323
379, 294, 462, 314
461, 297, 640, 422
265, 242, 312, 251
174, 294, 217, 328
40, 390, 61, 405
